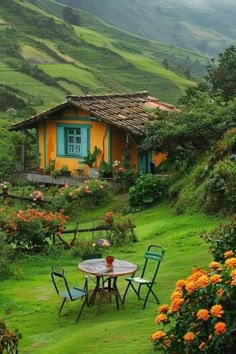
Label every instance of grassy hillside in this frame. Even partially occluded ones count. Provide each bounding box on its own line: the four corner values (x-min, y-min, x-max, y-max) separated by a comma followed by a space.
0, 201, 226, 353
0, 0, 207, 116
58, 0, 236, 57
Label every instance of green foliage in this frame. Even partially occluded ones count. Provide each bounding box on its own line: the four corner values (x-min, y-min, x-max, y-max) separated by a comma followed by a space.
83, 146, 101, 167
143, 95, 236, 170
128, 173, 167, 211
206, 159, 236, 213
0, 319, 22, 354
0, 234, 13, 279
104, 211, 137, 247
99, 161, 113, 178
151, 257, 236, 353
62, 6, 81, 26
0, 208, 69, 252
199, 217, 236, 263
207, 46, 236, 101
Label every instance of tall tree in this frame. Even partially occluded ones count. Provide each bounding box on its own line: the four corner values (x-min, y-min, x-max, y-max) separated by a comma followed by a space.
207, 45, 236, 101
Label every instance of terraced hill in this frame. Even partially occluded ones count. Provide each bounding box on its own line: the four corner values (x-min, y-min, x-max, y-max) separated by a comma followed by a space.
0, 0, 207, 116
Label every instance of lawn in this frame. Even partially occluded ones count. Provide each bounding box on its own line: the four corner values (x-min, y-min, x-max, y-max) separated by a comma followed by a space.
0, 201, 226, 353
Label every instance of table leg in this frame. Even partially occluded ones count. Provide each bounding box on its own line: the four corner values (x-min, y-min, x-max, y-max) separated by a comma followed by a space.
89, 275, 101, 306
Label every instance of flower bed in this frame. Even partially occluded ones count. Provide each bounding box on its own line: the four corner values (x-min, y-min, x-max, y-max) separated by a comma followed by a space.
151, 252, 236, 353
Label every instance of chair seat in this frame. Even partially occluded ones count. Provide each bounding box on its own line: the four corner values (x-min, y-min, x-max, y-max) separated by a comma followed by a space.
126, 277, 153, 284
59, 287, 87, 300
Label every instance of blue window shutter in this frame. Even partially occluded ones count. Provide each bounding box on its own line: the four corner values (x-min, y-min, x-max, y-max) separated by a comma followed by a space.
81, 127, 88, 157
57, 126, 65, 155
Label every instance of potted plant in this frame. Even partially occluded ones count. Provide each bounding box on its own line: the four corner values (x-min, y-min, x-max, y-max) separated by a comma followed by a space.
60, 165, 71, 177
83, 146, 101, 178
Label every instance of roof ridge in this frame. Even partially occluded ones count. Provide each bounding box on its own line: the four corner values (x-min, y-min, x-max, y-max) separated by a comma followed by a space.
66, 91, 149, 101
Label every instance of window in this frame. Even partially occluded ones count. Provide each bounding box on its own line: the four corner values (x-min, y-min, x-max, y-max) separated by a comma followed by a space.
56, 124, 90, 157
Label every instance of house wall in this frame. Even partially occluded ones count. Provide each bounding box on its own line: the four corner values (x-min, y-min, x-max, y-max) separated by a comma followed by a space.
38, 107, 114, 176
152, 151, 167, 168
111, 127, 138, 170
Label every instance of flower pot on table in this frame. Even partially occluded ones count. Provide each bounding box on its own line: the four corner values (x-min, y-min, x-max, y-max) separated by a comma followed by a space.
105, 255, 114, 267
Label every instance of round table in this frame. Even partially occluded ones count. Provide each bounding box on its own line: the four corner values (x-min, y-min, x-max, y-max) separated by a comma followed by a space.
78, 258, 137, 309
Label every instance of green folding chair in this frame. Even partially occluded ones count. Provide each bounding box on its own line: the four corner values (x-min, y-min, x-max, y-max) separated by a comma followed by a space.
51, 268, 88, 323
122, 245, 165, 309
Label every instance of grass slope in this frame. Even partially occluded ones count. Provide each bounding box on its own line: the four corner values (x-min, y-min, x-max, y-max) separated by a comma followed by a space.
0, 201, 226, 353
0, 0, 207, 115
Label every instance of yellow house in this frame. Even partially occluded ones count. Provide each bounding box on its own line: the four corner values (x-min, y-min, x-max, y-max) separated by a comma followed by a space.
9, 91, 176, 176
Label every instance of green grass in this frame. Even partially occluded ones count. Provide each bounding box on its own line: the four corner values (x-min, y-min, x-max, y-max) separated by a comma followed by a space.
0, 200, 227, 353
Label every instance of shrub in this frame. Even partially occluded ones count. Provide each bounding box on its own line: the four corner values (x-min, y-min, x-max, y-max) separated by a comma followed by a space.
199, 217, 236, 262
128, 173, 167, 211
151, 254, 236, 353
0, 208, 69, 252
206, 159, 236, 212
104, 212, 137, 247
0, 234, 13, 279
0, 320, 21, 354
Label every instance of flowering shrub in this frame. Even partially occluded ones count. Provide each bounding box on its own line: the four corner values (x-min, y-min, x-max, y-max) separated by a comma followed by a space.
58, 180, 110, 208
151, 254, 236, 353
29, 189, 44, 201
0, 319, 21, 354
104, 212, 137, 246
199, 216, 236, 262
0, 208, 69, 252
113, 160, 136, 190
94, 238, 111, 255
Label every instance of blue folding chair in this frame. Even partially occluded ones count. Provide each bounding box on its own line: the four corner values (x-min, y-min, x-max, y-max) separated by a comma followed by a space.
122, 245, 165, 309
51, 268, 88, 323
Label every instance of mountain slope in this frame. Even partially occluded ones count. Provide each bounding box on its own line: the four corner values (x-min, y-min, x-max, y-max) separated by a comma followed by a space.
57, 0, 236, 57
0, 0, 206, 116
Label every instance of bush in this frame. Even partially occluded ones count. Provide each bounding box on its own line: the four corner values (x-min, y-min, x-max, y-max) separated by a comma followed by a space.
128, 173, 167, 211
0, 234, 13, 279
104, 212, 137, 247
199, 217, 236, 262
0, 208, 69, 252
151, 254, 236, 353
205, 159, 236, 212
0, 320, 21, 354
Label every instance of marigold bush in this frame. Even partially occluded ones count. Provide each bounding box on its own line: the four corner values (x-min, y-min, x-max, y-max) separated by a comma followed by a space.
199, 216, 236, 262
151, 254, 236, 353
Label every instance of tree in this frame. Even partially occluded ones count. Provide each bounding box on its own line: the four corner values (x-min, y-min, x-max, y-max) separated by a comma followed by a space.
179, 46, 236, 104
207, 45, 236, 101
142, 94, 236, 168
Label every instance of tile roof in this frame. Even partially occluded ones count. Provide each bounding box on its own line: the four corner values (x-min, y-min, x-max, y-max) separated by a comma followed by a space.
9, 91, 176, 135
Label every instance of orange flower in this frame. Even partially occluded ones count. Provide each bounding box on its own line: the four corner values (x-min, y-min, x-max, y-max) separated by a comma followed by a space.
169, 298, 184, 312
231, 278, 236, 286
185, 281, 197, 294
224, 250, 234, 258
199, 342, 206, 350
183, 332, 195, 341
210, 304, 224, 318
196, 275, 209, 288
225, 257, 236, 269
197, 309, 210, 321
159, 304, 169, 313
151, 330, 166, 341
209, 261, 222, 270
210, 274, 222, 284
217, 288, 224, 299
171, 291, 182, 300
214, 321, 226, 335
175, 279, 186, 290
155, 313, 167, 323
231, 269, 236, 278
